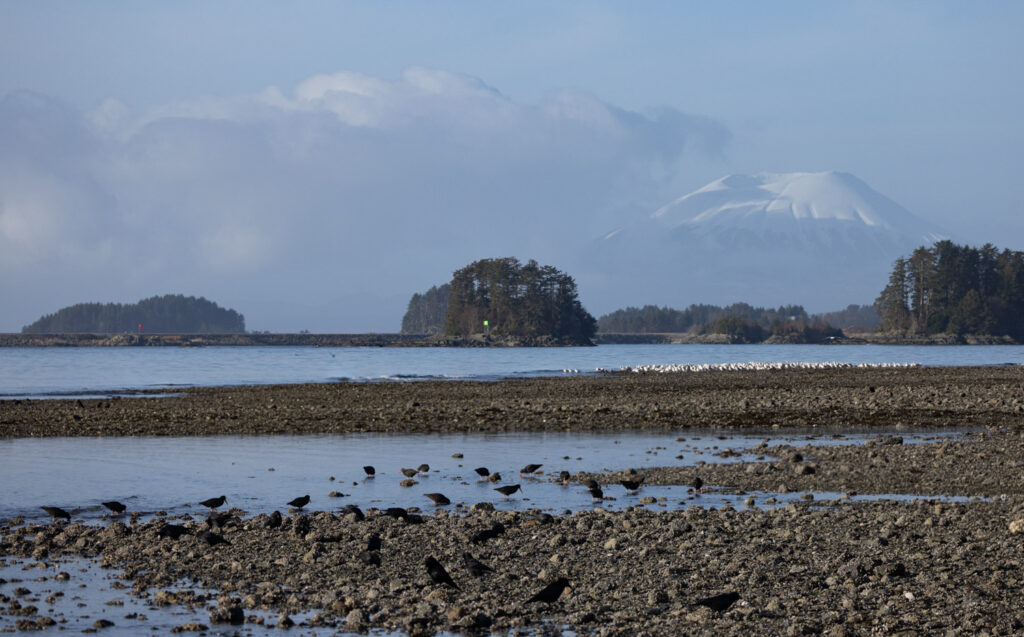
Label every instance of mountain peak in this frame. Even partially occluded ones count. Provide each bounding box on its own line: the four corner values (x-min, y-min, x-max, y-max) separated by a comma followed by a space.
651, 171, 942, 243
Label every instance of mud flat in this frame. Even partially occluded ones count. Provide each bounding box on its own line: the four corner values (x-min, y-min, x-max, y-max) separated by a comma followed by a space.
2, 365, 1024, 438
2, 366, 1024, 634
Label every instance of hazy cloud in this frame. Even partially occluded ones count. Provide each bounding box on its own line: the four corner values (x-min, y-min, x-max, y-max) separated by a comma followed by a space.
0, 69, 729, 331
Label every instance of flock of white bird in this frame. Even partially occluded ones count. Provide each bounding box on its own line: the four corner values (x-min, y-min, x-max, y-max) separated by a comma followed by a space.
561, 361, 920, 374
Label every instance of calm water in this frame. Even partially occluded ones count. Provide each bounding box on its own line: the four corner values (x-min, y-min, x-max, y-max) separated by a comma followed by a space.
0, 344, 1021, 397
0, 429, 968, 523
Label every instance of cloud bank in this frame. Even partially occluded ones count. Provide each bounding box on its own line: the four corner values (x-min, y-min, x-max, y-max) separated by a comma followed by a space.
0, 69, 729, 331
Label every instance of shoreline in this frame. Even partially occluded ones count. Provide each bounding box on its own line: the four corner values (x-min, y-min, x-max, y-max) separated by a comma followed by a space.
2, 366, 1023, 438
1, 331, 1018, 347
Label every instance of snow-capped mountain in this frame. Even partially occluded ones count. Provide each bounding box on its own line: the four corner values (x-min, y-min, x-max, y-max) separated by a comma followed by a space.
582, 171, 946, 312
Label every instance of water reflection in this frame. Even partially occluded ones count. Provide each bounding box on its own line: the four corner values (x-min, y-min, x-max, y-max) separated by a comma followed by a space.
0, 430, 967, 523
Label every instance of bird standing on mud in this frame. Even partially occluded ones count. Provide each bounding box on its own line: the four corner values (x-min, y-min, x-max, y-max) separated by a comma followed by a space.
424, 556, 459, 589
692, 476, 704, 495
363, 466, 375, 478
527, 578, 570, 604
288, 495, 310, 509
462, 552, 494, 577
473, 467, 490, 481
520, 464, 542, 477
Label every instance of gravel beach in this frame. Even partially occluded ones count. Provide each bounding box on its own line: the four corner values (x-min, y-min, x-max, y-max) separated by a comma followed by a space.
2, 366, 1024, 634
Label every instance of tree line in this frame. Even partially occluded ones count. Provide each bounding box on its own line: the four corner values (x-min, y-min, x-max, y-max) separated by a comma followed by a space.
874, 240, 1024, 339
401, 284, 450, 334
22, 295, 246, 334
597, 303, 809, 333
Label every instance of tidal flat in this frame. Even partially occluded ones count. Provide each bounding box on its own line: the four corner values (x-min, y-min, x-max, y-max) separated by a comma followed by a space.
2, 366, 1023, 635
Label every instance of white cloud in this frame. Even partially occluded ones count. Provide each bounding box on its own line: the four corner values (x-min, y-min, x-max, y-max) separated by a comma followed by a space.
0, 70, 729, 331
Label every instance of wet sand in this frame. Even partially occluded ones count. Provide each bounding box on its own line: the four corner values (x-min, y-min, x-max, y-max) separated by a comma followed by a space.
2, 366, 1024, 634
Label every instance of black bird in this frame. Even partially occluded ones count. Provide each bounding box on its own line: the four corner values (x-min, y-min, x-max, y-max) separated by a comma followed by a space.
200, 495, 226, 510
199, 530, 230, 547
470, 522, 506, 544
520, 464, 542, 477
404, 514, 425, 524
341, 504, 365, 521
581, 478, 600, 490
265, 511, 283, 529
358, 550, 381, 566
462, 552, 494, 577
101, 501, 126, 515
206, 511, 234, 530
494, 484, 522, 499
527, 578, 570, 604
363, 466, 376, 478
559, 471, 571, 486
424, 493, 451, 506
383, 507, 409, 520
288, 495, 310, 509
366, 534, 382, 551
76, 399, 86, 408
620, 477, 644, 494
692, 476, 704, 495
424, 556, 459, 589
417, 463, 430, 475
695, 591, 739, 612
399, 468, 418, 478
473, 467, 490, 480
588, 485, 604, 502
41, 506, 71, 523
157, 524, 189, 540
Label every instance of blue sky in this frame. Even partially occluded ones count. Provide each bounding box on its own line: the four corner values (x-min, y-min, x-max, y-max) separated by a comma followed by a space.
1, 2, 1022, 331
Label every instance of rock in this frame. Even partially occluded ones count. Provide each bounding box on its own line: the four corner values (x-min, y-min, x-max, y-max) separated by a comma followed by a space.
209, 604, 244, 625
93, 619, 115, 629
277, 613, 294, 629
795, 464, 816, 475
1009, 518, 1024, 534
603, 537, 618, 550
170, 623, 209, 633
346, 608, 367, 629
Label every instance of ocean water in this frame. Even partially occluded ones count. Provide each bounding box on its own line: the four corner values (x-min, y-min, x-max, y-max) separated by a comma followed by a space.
0, 343, 1021, 397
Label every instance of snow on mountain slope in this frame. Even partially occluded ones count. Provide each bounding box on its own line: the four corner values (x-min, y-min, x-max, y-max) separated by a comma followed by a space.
648, 171, 943, 246
582, 172, 947, 312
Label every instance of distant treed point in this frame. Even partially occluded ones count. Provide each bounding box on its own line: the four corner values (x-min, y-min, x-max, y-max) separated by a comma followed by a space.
22, 294, 245, 334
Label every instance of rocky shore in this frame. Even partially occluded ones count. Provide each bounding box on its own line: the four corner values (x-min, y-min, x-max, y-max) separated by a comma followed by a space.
3, 367, 1024, 634
2, 366, 1022, 438
3, 497, 1023, 635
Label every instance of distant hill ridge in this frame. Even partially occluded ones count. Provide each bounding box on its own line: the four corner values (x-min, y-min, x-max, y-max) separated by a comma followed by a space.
22, 294, 245, 334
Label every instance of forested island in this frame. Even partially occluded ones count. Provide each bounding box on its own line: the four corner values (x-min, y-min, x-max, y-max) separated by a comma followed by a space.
22, 295, 245, 334
875, 240, 1024, 340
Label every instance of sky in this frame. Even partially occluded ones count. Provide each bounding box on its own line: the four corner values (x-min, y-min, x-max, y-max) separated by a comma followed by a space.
1, 2, 1022, 332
